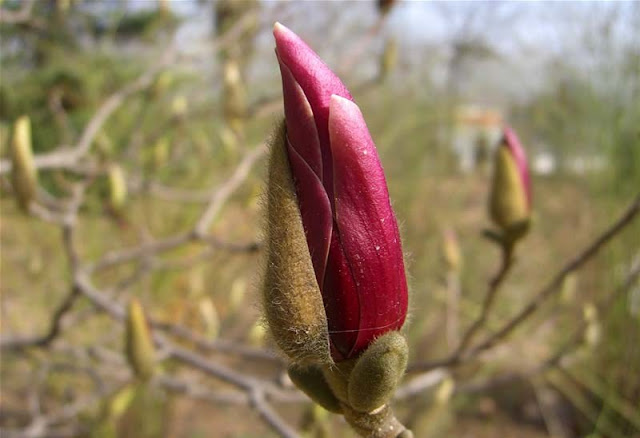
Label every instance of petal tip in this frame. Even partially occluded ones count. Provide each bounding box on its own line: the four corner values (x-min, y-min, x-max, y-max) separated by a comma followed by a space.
273, 21, 286, 37
329, 94, 360, 119
273, 22, 295, 50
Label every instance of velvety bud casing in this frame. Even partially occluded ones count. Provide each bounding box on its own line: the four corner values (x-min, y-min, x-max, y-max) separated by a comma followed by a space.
268, 23, 408, 362
125, 299, 156, 380
10, 116, 38, 211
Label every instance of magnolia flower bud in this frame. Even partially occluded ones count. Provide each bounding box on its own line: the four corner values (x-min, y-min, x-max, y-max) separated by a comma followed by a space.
265, 23, 408, 363
10, 116, 38, 211
198, 297, 220, 339
108, 164, 127, 211
125, 299, 156, 380
441, 228, 461, 272
489, 126, 531, 240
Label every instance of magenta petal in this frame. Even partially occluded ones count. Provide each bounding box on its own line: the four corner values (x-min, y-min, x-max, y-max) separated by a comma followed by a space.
322, 229, 360, 361
502, 126, 531, 208
328, 95, 408, 357
273, 23, 353, 196
287, 142, 333, 291
278, 56, 323, 179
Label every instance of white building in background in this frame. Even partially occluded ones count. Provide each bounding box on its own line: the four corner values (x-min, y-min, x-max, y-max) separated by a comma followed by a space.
452, 105, 503, 172
532, 151, 557, 175
451, 105, 607, 177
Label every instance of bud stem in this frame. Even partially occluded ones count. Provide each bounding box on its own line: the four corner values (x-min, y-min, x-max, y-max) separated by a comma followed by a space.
341, 403, 412, 438
456, 242, 513, 355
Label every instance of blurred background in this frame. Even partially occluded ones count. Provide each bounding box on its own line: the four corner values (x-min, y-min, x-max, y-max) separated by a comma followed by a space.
1, 1, 639, 437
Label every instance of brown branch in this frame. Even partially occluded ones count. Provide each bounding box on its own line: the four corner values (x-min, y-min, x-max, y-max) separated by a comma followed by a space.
194, 143, 267, 235
455, 243, 513, 354
152, 319, 282, 364
409, 193, 640, 373
468, 194, 640, 357
88, 144, 265, 273
0, 287, 79, 350
249, 389, 301, 438
400, 254, 640, 403
0, 56, 171, 176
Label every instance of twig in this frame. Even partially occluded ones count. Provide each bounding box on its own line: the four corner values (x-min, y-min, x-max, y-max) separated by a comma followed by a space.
409, 193, 640, 373
73, 265, 302, 435
455, 244, 513, 354
395, 369, 450, 400
155, 374, 248, 405
467, 194, 640, 356
400, 254, 640, 402
194, 143, 266, 235
0, 288, 79, 350
0, 50, 174, 176
88, 144, 265, 273
250, 389, 301, 438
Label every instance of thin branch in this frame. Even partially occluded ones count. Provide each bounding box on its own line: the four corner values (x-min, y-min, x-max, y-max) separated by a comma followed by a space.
88, 144, 265, 273
409, 193, 640, 373
0, 57, 171, 175
194, 143, 266, 235
468, 194, 640, 357
401, 254, 640, 402
395, 369, 450, 400
455, 244, 513, 353
155, 374, 248, 405
250, 389, 301, 438
152, 319, 282, 364
0, 288, 79, 350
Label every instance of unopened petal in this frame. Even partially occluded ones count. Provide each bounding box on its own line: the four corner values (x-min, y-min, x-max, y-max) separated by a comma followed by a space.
274, 22, 353, 199
328, 95, 408, 357
287, 141, 333, 291
322, 229, 361, 361
277, 56, 323, 179
502, 126, 531, 208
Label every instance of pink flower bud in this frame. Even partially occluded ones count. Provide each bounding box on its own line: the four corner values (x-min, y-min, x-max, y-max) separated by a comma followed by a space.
274, 23, 408, 361
489, 126, 532, 233
503, 127, 531, 209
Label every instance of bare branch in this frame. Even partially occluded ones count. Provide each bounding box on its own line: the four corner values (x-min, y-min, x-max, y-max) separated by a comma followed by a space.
0, 287, 79, 350
194, 143, 267, 235
468, 194, 640, 356
249, 389, 301, 438
455, 244, 513, 354
409, 193, 640, 373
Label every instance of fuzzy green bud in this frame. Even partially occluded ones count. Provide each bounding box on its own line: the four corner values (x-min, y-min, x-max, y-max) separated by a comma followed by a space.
125, 299, 156, 380
441, 228, 462, 272
198, 297, 220, 340
10, 116, 38, 211
348, 331, 408, 413
288, 364, 342, 414
108, 164, 127, 211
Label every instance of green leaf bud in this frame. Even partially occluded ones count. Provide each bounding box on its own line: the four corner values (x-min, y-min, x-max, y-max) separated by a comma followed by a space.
288, 364, 342, 414
10, 116, 38, 211
347, 331, 408, 413
125, 298, 156, 380
108, 164, 127, 211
